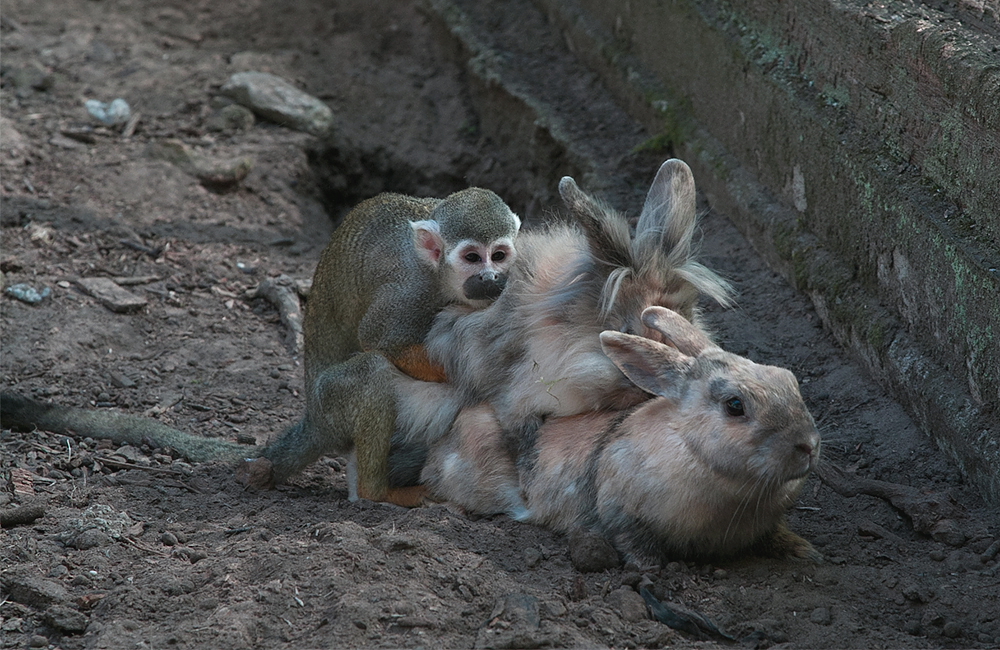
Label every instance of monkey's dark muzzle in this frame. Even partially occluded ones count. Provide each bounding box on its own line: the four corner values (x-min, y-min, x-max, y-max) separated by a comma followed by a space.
463, 272, 507, 301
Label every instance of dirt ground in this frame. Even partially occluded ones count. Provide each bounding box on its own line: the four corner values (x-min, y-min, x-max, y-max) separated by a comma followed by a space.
2, 0, 998, 648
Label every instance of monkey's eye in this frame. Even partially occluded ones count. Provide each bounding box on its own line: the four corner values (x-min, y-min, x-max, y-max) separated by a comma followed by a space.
464, 252, 482, 263
724, 397, 745, 417
491, 250, 506, 262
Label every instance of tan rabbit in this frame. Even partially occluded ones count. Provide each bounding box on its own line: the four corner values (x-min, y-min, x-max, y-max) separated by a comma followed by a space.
420, 306, 821, 561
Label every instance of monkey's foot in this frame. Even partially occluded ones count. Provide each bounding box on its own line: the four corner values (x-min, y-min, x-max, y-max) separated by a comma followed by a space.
358, 484, 430, 507
235, 457, 276, 490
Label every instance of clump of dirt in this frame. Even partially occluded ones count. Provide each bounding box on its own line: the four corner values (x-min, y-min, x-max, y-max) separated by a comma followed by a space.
2, 1, 998, 649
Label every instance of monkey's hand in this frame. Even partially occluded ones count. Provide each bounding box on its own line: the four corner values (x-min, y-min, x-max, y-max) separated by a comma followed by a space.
390, 345, 449, 383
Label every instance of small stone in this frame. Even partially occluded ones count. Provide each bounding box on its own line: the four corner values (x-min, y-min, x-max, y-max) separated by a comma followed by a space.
1, 573, 69, 607
810, 607, 832, 625
76, 277, 147, 313
4, 283, 51, 304
606, 587, 648, 622
220, 71, 334, 135
523, 547, 543, 568
567, 529, 620, 573
72, 528, 112, 550
942, 621, 962, 638
205, 103, 256, 132
109, 371, 136, 389
929, 519, 967, 547
235, 457, 274, 490
85, 98, 131, 126
148, 139, 253, 187
620, 571, 641, 588
929, 549, 945, 561
28, 634, 49, 648
904, 620, 922, 636
45, 605, 89, 633
48, 565, 69, 578
161, 531, 178, 546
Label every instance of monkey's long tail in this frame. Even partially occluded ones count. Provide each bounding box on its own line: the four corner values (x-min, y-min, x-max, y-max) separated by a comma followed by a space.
1, 392, 256, 463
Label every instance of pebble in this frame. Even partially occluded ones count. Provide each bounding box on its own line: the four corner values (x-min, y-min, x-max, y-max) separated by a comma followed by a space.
567, 529, 619, 573
161, 531, 179, 546
45, 605, 89, 633
1, 573, 69, 607
76, 277, 147, 313
929, 519, 967, 547
71, 529, 112, 550
4, 283, 51, 304
810, 607, 832, 625
28, 635, 48, 648
942, 621, 962, 638
606, 587, 648, 622
205, 103, 256, 132
85, 98, 131, 126
523, 547, 543, 568
221, 71, 334, 135
148, 139, 253, 187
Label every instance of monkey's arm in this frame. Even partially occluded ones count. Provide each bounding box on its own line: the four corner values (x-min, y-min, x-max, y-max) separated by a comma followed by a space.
358, 283, 448, 382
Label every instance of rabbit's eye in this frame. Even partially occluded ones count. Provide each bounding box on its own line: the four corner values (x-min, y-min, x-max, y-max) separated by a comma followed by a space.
724, 397, 745, 417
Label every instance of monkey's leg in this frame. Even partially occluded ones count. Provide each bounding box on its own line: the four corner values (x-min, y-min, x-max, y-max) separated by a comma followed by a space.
311, 352, 429, 507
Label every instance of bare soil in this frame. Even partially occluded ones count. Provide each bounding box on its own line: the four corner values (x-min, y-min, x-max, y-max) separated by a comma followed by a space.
1, 1, 998, 649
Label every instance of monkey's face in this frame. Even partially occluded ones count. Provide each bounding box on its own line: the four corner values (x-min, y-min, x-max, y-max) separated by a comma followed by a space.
448, 238, 517, 306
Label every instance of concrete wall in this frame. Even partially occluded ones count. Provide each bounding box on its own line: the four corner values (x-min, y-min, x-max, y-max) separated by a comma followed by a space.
536, 0, 1000, 502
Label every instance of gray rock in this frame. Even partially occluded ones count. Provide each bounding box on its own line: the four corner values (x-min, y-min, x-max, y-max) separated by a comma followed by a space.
810, 607, 832, 625
206, 103, 256, 132
76, 277, 147, 313
1, 573, 69, 607
606, 587, 648, 622
85, 98, 131, 126
71, 528, 112, 550
221, 71, 333, 135
45, 605, 89, 633
567, 529, 619, 573
523, 547, 543, 568
4, 283, 51, 304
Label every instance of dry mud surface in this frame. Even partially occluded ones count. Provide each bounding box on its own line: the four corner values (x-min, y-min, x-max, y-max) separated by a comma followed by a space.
1, 1, 998, 649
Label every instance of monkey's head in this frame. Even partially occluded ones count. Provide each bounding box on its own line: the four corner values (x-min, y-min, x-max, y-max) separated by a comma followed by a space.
411, 188, 521, 307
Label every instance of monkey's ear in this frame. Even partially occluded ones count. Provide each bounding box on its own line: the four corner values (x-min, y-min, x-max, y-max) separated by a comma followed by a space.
411, 220, 445, 267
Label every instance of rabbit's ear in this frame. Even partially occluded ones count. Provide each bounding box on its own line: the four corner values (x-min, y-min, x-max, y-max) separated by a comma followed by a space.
600, 331, 691, 399
641, 306, 716, 356
634, 159, 696, 264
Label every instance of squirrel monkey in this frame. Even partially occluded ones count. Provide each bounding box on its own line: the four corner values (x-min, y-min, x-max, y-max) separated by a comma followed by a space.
246, 187, 520, 503
1, 187, 520, 507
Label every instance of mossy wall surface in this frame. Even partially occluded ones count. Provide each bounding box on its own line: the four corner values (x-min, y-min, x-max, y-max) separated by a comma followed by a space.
537, 0, 999, 500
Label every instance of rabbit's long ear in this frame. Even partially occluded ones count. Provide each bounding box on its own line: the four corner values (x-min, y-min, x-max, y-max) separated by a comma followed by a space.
641, 306, 716, 356
558, 176, 633, 269
634, 159, 696, 266
600, 331, 691, 400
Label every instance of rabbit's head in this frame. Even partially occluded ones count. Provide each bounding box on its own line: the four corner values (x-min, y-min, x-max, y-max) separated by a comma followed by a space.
600, 306, 820, 489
